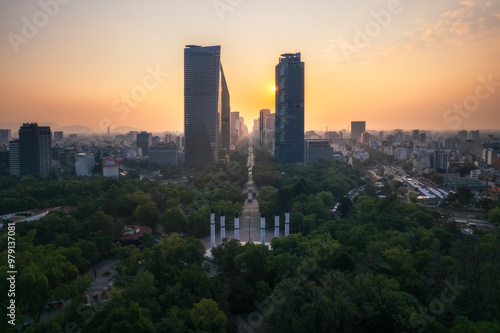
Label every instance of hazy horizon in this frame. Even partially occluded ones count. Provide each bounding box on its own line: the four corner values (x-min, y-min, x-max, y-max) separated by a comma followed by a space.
1, 0, 499, 133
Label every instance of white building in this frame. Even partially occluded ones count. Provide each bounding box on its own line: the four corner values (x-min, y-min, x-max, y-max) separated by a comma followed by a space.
394, 148, 409, 161
352, 147, 369, 161
75, 153, 94, 176
103, 158, 119, 178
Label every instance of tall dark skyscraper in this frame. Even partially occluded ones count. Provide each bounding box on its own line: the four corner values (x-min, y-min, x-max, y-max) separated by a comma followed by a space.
184, 45, 230, 164
19, 123, 52, 177
351, 121, 366, 142
275, 52, 305, 163
136, 131, 152, 156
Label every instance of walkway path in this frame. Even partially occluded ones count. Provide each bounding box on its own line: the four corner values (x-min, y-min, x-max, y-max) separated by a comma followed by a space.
200, 139, 280, 250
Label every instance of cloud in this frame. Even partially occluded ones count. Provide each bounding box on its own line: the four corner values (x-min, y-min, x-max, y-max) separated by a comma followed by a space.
319, 0, 500, 66
413, 0, 500, 48
459, 0, 493, 8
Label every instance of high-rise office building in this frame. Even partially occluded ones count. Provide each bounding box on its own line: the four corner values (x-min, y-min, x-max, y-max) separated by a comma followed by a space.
220, 66, 230, 158
8, 140, 19, 177
137, 132, 152, 156
275, 52, 305, 163
230, 111, 240, 147
351, 121, 366, 142
148, 142, 178, 165
395, 131, 404, 143
412, 129, 420, 142
0, 129, 12, 145
458, 130, 468, 142
419, 132, 426, 144
259, 109, 271, 150
0, 150, 9, 176
468, 130, 480, 141
184, 45, 230, 164
434, 151, 449, 173
239, 116, 248, 137
54, 131, 64, 143
304, 139, 333, 163
18, 123, 52, 177
361, 132, 371, 144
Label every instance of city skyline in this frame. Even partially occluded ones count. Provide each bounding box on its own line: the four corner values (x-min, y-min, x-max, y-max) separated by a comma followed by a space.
1, 0, 500, 132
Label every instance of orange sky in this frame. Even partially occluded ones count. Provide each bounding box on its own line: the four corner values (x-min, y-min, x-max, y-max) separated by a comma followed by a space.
1, 0, 499, 133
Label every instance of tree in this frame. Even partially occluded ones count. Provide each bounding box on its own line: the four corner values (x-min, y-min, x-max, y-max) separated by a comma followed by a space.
18, 264, 50, 323
457, 163, 477, 178
88, 231, 114, 257
18, 247, 79, 324
447, 188, 473, 210
211, 238, 244, 276
84, 210, 120, 239
429, 173, 444, 186
488, 207, 500, 226
338, 197, 354, 218
97, 302, 155, 333
113, 245, 143, 286
189, 299, 227, 333
134, 204, 159, 227
234, 242, 272, 284
161, 206, 186, 233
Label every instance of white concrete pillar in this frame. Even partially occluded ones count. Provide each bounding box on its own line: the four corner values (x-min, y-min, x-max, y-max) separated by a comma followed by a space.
260, 215, 265, 244
234, 213, 239, 241
274, 214, 279, 238
210, 209, 215, 249
220, 211, 225, 242
285, 212, 290, 236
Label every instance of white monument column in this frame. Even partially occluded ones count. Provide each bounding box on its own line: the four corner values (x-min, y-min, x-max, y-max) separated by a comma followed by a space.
220, 211, 225, 243
285, 212, 290, 236
260, 214, 266, 244
234, 213, 239, 241
210, 209, 215, 249
274, 214, 280, 238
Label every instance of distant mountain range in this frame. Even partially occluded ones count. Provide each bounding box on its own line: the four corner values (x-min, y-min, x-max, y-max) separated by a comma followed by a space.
0, 122, 145, 134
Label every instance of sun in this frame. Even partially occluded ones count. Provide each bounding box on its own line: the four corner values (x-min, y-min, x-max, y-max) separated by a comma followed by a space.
270, 85, 277, 93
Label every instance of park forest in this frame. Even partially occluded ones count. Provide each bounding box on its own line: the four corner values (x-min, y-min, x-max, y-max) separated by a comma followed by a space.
0, 144, 500, 332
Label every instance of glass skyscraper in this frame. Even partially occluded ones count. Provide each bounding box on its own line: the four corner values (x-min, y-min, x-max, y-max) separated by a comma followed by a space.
184, 45, 230, 164
351, 121, 366, 142
275, 53, 305, 163
19, 123, 52, 177
136, 131, 152, 156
